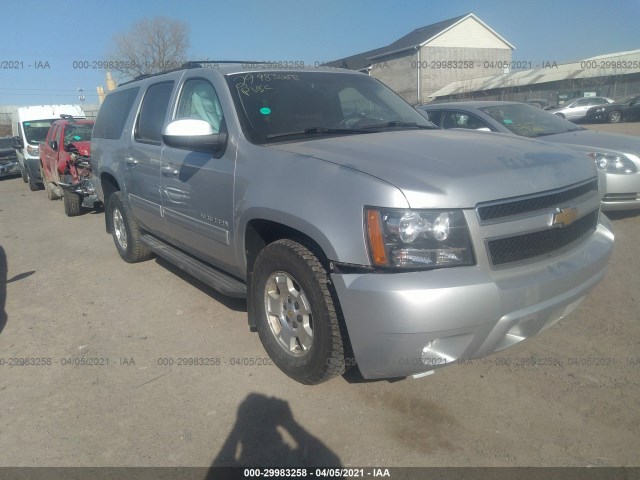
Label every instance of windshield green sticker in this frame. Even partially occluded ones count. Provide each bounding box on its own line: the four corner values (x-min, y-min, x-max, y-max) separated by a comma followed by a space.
260, 107, 272, 115
503, 119, 513, 124
73, 135, 81, 140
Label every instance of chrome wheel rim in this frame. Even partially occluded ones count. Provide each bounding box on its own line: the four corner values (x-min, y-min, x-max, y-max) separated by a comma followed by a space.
264, 272, 313, 357
113, 208, 128, 251
610, 112, 621, 122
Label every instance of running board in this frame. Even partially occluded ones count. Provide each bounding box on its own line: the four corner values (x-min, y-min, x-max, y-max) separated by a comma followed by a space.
140, 234, 247, 298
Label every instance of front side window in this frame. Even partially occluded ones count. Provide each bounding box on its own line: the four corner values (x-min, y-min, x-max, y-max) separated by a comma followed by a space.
441, 111, 491, 130
135, 82, 174, 143
175, 79, 224, 133
226, 71, 433, 144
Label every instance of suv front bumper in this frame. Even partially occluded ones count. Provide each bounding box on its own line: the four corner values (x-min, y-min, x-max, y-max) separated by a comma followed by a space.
331, 216, 614, 379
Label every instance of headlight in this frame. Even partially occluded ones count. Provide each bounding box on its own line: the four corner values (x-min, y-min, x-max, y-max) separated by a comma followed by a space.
365, 208, 474, 269
589, 152, 637, 174
26, 144, 39, 157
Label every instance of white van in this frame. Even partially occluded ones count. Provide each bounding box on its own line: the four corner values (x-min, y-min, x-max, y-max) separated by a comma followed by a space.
12, 105, 86, 190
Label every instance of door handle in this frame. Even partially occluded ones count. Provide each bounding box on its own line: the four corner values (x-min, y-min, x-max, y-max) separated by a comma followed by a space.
125, 157, 138, 166
161, 165, 179, 176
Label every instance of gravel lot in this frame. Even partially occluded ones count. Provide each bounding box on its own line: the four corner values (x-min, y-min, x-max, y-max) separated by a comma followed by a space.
0, 123, 639, 471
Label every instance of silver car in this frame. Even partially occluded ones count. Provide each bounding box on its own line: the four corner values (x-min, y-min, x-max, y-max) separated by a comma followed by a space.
91, 65, 613, 384
419, 101, 640, 211
547, 97, 612, 122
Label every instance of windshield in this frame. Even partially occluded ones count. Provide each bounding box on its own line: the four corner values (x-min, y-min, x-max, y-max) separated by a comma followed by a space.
226, 71, 433, 143
64, 123, 94, 146
479, 103, 584, 138
613, 95, 635, 105
22, 119, 56, 145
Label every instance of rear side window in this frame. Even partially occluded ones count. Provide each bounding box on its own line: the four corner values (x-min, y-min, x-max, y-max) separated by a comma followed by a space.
135, 82, 174, 144
93, 87, 140, 140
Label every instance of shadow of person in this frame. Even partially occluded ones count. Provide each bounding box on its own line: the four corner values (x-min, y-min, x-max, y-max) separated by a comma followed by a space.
0, 246, 7, 334
209, 393, 342, 475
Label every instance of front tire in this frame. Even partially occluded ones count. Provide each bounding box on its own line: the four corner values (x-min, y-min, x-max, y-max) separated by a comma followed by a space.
607, 110, 622, 123
554, 113, 565, 119
63, 190, 82, 217
251, 239, 346, 384
107, 191, 152, 263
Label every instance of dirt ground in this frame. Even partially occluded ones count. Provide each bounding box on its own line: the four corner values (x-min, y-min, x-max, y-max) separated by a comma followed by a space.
0, 123, 639, 471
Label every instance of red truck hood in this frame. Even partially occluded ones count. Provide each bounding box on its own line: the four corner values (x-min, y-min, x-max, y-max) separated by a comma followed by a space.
69, 140, 91, 156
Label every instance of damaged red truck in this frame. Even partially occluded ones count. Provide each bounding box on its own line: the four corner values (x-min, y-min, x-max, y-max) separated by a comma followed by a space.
39, 115, 99, 216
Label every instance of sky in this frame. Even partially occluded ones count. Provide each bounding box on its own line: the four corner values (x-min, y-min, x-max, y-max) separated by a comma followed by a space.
0, 0, 638, 105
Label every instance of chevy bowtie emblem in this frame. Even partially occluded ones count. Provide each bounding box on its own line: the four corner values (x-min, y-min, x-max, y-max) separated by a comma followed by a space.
552, 207, 578, 227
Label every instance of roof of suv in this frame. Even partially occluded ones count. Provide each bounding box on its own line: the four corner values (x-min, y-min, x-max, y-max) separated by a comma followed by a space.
117, 61, 359, 86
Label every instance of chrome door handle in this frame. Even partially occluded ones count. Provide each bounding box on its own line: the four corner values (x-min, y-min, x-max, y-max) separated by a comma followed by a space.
161, 165, 179, 176
125, 157, 138, 166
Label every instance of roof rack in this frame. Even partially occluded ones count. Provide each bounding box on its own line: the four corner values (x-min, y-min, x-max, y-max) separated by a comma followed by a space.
118, 60, 270, 86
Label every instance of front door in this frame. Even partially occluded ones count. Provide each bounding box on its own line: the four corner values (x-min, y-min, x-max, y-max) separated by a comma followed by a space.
160, 77, 236, 271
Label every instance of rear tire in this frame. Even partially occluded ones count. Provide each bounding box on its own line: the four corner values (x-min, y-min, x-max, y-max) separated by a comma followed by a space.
251, 239, 346, 384
107, 191, 152, 263
20, 167, 28, 183
607, 110, 622, 123
63, 190, 82, 217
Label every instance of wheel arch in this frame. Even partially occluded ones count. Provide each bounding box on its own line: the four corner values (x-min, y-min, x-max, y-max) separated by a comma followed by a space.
242, 215, 339, 331
101, 172, 120, 233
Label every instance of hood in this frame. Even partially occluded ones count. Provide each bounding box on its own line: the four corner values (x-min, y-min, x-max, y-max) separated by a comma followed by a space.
269, 129, 596, 209
68, 140, 91, 156
542, 129, 640, 156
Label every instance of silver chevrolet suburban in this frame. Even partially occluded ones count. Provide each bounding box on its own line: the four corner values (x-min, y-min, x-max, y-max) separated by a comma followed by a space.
91, 62, 614, 384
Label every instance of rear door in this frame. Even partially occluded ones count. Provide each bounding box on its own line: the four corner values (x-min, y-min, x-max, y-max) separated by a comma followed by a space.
160, 76, 236, 271
124, 81, 175, 236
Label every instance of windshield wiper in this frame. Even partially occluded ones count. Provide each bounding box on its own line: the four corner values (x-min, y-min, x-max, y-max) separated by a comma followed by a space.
359, 121, 435, 130
265, 127, 372, 140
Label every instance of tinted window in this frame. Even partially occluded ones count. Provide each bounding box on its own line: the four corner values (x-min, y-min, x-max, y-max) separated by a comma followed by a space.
176, 79, 224, 133
135, 82, 174, 143
93, 87, 140, 140
441, 111, 491, 130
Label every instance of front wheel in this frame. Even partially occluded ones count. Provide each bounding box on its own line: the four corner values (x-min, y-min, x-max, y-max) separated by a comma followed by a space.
607, 110, 622, 123
63, 190, 82, 217
251, 239, 346, 384
554, 113, 565, 119
107, 191, 152, 263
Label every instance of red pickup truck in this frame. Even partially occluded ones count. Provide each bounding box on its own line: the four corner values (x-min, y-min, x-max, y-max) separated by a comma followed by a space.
40, 115, 97, 216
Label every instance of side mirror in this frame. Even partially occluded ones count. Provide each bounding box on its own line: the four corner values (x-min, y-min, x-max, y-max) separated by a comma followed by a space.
12, 136, 23, 149
50, 140, 58, 151
162, 119, 226, 153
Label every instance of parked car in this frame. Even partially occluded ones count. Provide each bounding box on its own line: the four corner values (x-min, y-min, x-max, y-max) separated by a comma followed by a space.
0, 136, 20, 179
39, 115, 98, 216
11, 105, 86, 191
525, 99, 549, 109
546, 97, 613, 122
585, 94, 640, 123
418, 101, 640, 210
92, 63, 612, 384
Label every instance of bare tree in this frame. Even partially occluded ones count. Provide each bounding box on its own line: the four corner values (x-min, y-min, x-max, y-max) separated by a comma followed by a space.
109, 17, 190, 79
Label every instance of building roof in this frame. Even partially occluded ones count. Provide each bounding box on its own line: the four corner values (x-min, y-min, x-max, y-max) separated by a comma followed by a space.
429, 49, 640, 99
324, 13, 514, 71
